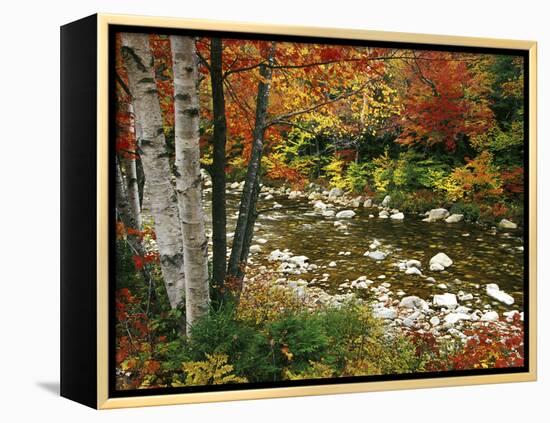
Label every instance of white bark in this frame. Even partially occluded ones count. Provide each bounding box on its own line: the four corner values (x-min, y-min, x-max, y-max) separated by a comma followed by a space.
115, 156, 133, 228
171, 35, 210, 334
121, 33, 185, 309
119, 103, 142, 231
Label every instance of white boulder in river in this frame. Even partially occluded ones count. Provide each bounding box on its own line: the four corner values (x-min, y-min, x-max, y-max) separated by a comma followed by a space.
365, 250, 387, 261
486, 283, 515, 305
399, 296, 430, 312
381, 195, 391, 207
249, 245, 262, 254
445, 214, 464, 223
313, 200, 327, 211
405, 267, 422, 275
373, 307, 397, 319
335, 210, 355, 219
390, 212, 405, 220
429, 252, 453, 271
423, 208, 450, 222
481, 311, 499, 322
499, 219, 518, 229
433, 293, 458, 308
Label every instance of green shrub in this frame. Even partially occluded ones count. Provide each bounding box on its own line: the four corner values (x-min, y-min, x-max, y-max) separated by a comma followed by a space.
184, 305, 277, 382
266, 312, 330, 374
344, 162, 369, 193
115, 240, 141, 291
450, 202, 481, 221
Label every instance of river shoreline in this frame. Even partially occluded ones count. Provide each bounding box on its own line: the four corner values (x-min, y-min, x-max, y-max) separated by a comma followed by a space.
207, 179, 525, 350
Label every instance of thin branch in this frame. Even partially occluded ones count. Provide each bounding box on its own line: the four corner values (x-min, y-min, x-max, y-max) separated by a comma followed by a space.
267, 82, 370, 127
224, 60, 266, 78
222, 78, 255, 131
195, 42, 211, 72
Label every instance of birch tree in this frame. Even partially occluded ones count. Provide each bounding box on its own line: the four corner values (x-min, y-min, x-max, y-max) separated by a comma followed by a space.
171, 35, 210, 334
121, 33, 185, 309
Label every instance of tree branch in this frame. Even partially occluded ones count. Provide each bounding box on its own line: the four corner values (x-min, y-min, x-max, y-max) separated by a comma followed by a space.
266, 82, 370, 127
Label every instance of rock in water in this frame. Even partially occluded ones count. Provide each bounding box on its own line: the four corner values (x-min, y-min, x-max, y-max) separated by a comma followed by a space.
249, 245, 262, 254
379, 210, 389, 218
390, 212, 405, 220
430, 263, 445, 271
373, 307, 397, 319
433, 293, 458, 308
481, 311, 499, 322
268, 249, 291, 261
406, 259, 422, 269
363, 198, 373, 208
370, 239, 382, 249
328, 261, 337, 267
313, 200, 327, 211
381, 195, 391, 207
399, 296, 430, 312
486, 283, 515, 305
288, 190, 301, 199
444, 312, 471, 324
429, 316, 440, 326
335, 210, 356, 219
499, 219, 518, 229
429, 252, 453, 268
423, 208, 450, 222
289, 255, 309, 267
445, 214, 464, 223
458, 293, 473, 301
366, 250, 387, 261
329, 187, 344, 198
405, 267, 422, 275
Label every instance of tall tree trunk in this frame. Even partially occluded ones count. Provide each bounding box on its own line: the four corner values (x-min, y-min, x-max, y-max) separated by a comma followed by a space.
115, 156, 136, 231
115, 72, 142, 232
117, 99, 143, 231
120, 153, 142, 230
227, 42, 276, 292
171, 35, 210, 334
209, 38, 228, 299
121, 33, 186, 310
115, 156, 143, 255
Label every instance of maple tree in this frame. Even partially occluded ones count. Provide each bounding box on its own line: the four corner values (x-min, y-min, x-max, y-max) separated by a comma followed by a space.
395, 51, 495, 152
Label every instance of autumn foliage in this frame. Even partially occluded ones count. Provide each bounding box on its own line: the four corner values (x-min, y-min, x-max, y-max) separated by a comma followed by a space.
113, 33, 526, 390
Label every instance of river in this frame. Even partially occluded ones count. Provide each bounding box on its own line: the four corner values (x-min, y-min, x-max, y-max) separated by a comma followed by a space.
204, 184, 525, 313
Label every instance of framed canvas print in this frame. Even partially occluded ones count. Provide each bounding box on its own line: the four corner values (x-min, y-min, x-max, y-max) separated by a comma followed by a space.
60, 13, 537, 409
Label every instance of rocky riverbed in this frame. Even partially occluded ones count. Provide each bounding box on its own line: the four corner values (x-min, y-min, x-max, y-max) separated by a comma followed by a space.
201, 176, 525, 344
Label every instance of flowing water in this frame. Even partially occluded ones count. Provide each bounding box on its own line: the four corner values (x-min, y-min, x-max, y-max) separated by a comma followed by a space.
205, 188, 525, 312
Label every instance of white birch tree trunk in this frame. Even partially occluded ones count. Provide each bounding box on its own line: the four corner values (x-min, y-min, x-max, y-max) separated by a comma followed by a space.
171, 35, 210, 334
119, 102, 143, 231
121, 33, 185, 309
